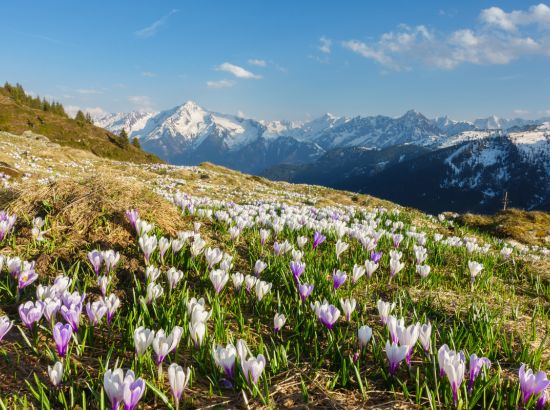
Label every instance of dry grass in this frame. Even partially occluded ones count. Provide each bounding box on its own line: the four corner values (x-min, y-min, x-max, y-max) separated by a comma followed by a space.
457, 209, 550, 246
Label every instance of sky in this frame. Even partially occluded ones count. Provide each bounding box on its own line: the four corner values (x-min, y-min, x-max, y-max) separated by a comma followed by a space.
1, 1, 550, 121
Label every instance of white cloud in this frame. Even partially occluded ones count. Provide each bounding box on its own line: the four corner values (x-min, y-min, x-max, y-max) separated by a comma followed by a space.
141, 71, 157, 77
206, 79, 234, 89
342, 4, 550, 71
65, 105, 108, 118
513, 109, 529, 116
248, 59, 267, 67
128, 95, 154, 111
319, 36, 332, 54
76, 88, 103, 95
217, 62, 262, 79
480, 4, 550, 32
134, 9, 179, 38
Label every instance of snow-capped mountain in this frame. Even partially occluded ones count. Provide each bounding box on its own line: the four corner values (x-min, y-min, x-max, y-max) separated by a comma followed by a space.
95, 102, 550, 212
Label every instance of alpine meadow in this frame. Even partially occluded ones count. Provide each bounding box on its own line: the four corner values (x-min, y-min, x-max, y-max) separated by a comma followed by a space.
0, 1, 549, 409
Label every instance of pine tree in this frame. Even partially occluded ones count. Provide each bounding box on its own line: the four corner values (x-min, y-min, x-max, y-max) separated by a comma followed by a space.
132, 137, 141, 149
118, 129, 129, 147
75, 110, 87, 126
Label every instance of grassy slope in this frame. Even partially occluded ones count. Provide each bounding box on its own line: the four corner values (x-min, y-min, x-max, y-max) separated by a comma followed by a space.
0, 92, 161, 164
0, 132, 548, 408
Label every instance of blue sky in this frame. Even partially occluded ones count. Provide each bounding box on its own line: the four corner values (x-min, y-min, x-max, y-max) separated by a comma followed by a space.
1, 1, 549, 121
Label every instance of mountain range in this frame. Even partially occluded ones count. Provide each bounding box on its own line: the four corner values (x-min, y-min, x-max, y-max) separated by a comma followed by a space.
95, 102, 550, 213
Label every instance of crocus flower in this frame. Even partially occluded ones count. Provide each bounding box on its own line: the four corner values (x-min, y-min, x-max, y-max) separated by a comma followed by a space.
213, 343, 237, 380
88, 250, 103, 275
371, 251, 383, 264
153, 326, 183, 364
86, 300, 107, 326
416, 264, 431, 278
43, 298, 61, 324
19, 300, 44, 330
297, 236, 307, 248
166, 267, 184, 290
17, 261, 38, 289
241, 354, 266, 386
48, 361, 63, 387
259, 229, 270, 246
134, 326, 155, 357
377, 300, 395, 325
138, 234, 158, 265
52, 322, 72, 358
332, 270, 347, 290
145, 266, 161, 282
518, 364, 549, 405
273, 313, 286, 332
231, 272, 244, 290
443, 352, 466, 404
393, 233, 403, 248
254, 260, 267, 276
339, 298, 356, 321
102, 250, 120, 274
389, 257, 405, 278
312, 231, 326, 249
385, 340, 409, 376
387, 316, 404, 344
468, 261, 483, 282
396, 323, 420, 365
60, 303, 82, 332
0, 211, 16, 241
351, 264, 366, 284
358, 325, 372, 349
205, 247, 223, 268
125, 209, 139, 231
98, 275, 110, 296
158, 237, 171, 261
468, 354, 491, 393
255, 280, 272, 301
298, 283, 314, 302
209, 269, 229, 294
290, 261, 305, 283
122, 371, 146, 410
0, 315, 13, 342
365, 260, 379, 277
104, 294, 121, 325
419, 322, 432, 353
189, 320, 206, 347
168, 363, 191, 410
313, 300, 340, 330
537, 390, 548, 410
104, 368, 125, 410
145, 282, 163, 304
335, 240, 349, 260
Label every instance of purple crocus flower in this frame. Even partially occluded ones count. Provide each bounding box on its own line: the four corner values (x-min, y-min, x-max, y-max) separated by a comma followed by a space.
52, 322, 72, 358
0, 315, 13, 342
0, 211, 16, 241
17, 261, 38, 289
519, 364, 549, 405
123, 376, 146, 410
290, 261, 305, 283
385, 341, 408, 376
273, 242, 281, 256
125, 209, 139, 232
537, 390, 548, 410
371, 251, 383, 264
60, 303, 82, 332
332, 270, 347, 290
88, 250, 103, 275
298, 283, 314, 302
312, 231, 326, 249
468, 354, 491, 393
313, 301, 340, 330
18, 300, 44, 330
